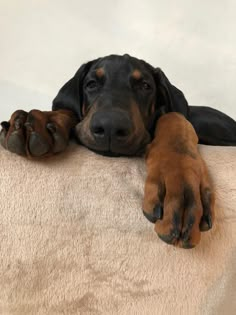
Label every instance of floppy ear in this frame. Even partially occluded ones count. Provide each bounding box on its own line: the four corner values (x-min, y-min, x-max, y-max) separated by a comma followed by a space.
52, 59, 98, 120
153, 68, 189, 118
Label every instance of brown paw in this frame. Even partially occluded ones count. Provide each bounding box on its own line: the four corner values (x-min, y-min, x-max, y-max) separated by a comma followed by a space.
143, 163, 214, 249
142, 113, 215, 249
0, 109, 77, 158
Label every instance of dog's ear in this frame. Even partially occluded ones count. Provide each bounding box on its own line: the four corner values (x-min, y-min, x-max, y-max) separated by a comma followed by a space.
52, 59, 99, 120
153, 68, 189, 118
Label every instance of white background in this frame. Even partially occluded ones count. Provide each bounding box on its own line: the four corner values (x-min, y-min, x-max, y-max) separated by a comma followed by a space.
1, 0, 236, 121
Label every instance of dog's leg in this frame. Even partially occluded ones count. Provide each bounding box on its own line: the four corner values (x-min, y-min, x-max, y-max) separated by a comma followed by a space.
143, 113, 215, 248
0, 109, 78, 158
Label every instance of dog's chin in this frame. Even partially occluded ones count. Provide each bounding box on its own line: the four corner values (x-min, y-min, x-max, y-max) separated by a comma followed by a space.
89, 149, 123, 157
78, 140, 148, 157
75, 122, 151, 157
76, 129, 151, 157
84, 144, 147, 157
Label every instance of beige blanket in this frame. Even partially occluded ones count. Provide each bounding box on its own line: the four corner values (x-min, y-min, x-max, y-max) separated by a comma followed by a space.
0, 144, 235, 315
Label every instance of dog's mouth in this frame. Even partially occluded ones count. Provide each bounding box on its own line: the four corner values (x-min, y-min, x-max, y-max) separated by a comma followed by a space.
88, 145, 147, 157
78, 139, 149, 157
89, 149, 124, 157
75, 129, 150, 157
75, 117, 151, 157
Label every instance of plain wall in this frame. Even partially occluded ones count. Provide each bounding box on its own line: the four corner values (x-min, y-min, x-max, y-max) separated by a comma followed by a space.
1, 0, 236, 121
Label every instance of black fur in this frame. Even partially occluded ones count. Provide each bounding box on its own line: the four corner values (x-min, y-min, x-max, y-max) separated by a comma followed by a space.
52, 54, 236, 147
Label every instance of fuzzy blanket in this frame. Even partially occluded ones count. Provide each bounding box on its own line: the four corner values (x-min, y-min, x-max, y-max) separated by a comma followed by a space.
0, 143, 235, 315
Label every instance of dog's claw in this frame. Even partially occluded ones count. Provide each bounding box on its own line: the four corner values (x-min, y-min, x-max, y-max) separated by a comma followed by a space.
28, 133, 50, 157
143, 204, 163, 223
205, 214, 212, 229
199, 213, 212, 231
143, 210, 157, 223
153, 205, 163, 220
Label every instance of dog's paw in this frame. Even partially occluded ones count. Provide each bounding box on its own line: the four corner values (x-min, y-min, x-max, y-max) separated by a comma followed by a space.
0, 109, 77, 158
143, 168, 214, 248
142, 113, 215, 249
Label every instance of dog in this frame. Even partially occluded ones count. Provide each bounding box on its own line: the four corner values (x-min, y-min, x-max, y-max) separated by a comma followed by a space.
1, 54, 236, 248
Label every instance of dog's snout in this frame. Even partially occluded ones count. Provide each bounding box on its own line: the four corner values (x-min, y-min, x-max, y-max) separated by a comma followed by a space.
90, 111, 132, 142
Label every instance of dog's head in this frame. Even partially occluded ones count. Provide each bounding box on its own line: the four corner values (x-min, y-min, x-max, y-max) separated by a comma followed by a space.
53, 54, 189, 156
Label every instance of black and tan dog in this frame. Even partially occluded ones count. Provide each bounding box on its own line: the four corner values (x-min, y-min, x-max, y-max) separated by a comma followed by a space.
1, 54, 236, 248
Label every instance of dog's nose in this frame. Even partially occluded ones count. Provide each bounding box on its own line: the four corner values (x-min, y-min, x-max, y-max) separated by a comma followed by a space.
90, 111, 132, 142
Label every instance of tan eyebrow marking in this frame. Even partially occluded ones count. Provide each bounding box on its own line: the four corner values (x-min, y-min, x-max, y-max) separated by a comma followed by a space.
95, 67, 105, 78
132, 69, 142, 80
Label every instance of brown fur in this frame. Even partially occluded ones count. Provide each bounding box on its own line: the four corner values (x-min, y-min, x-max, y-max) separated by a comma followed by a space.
132, 69, 142, 80
75, 103, 100, 147
143, 113, 215, 248
95, 68, 105, 78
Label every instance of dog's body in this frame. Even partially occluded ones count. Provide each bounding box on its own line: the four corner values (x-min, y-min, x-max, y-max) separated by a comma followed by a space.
1, 54, 236, 248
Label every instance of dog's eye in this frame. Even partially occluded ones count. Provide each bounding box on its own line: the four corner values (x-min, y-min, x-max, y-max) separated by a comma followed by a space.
86, 80, 98, 90
142, 81, 151, 90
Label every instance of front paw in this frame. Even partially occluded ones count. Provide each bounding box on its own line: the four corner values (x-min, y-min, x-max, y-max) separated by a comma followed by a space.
143, 159, 215, 249
0, 109, 77, 158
